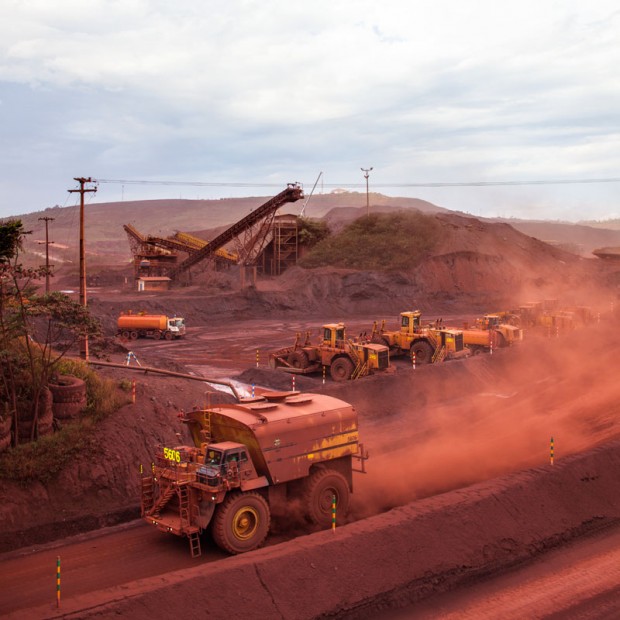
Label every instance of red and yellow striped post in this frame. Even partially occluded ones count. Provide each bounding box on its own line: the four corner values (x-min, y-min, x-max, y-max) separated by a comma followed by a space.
256, 349, 259, 368
131, 379, 136, 404
322, 365, 326, 385
550, 436, 554, 465
412, 352, 416, 370
292, 375, 296, 392
56, 556, 61, 608
332, 495, 336, 532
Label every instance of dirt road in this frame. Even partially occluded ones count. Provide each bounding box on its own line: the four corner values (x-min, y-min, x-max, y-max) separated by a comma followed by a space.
386, 522, 620, 619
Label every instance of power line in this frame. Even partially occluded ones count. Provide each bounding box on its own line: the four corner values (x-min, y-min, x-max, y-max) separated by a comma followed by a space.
95, 177, 620, 189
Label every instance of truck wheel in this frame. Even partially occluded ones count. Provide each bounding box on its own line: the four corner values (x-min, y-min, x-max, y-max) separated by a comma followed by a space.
211, 491, 270, 554
153, 331, 162, 340
330, 357, 354, 381
288, 350, 310, 369
164, 331, 173, 341
130, 331, 139, 340
410, 341, 434, 364
303, 469, 350, 527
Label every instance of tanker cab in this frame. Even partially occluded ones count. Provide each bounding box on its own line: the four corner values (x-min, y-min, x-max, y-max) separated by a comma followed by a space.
168, 317, 186, 335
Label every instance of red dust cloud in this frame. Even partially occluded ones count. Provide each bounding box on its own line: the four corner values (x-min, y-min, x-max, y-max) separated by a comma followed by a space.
348, 318, 620, 520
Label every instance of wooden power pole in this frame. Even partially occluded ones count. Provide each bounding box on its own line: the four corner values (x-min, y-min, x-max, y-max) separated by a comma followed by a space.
38, 216, 54, 294
68, 177, 97, 359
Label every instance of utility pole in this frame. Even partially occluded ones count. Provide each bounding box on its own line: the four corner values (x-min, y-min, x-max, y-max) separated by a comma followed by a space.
37, 216, 54, 294
361, 167, 373, 217
68, 177, 97, 359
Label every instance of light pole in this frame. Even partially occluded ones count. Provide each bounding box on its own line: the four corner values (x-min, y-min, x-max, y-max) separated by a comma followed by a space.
361, 167, 373, 217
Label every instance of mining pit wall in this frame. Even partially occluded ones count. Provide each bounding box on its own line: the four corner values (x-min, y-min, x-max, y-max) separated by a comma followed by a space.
21, 439, 620, 620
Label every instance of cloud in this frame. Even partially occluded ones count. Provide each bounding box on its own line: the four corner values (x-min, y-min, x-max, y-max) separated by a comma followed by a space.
1, 1, 620, 220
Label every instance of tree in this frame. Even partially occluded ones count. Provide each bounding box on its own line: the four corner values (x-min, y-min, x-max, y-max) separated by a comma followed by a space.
0, 220, 101, 444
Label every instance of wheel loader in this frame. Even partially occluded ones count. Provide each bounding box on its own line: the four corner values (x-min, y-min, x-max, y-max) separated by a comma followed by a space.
268, 323, 390, 381
370, 310, 469, 364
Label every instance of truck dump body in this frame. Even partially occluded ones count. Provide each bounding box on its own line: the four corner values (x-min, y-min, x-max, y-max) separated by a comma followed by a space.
184, 392, 359, 485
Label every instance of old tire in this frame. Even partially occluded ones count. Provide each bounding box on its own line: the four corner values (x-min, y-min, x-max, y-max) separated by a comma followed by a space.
48, 375, 87, 404
0, 415, 12, 452
18, 388, 53, 442
288, 350, 310, 369
330, 356, 354, 381
410, 340, 434, 364
53, 400, 86, 421
211, 491, 270, 555
371, 335, 389, 347
303, 469, 350, 527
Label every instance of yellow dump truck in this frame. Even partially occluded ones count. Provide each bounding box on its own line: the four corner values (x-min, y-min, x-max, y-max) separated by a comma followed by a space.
140, 391, 368, 556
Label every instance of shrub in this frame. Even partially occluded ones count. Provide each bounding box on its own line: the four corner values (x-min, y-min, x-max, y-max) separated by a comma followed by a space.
299, 210, 441, 271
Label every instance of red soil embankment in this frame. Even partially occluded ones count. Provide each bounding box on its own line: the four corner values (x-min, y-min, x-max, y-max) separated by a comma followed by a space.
22, 439, 620, 620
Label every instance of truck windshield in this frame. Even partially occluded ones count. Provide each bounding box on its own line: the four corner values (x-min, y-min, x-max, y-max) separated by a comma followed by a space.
170, 319, 184, 328
206, 450, 222, 465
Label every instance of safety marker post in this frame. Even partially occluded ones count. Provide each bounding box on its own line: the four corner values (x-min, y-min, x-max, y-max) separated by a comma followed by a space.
256, 349, 259, 368
550, 436, 554, 466
322, 365, 326, 385
332, 495, 336, 532
251, 383, 255, 398
56, 556, 61, 608
292, 375, 296, 392
412, 353, 416, 370
131, 379, 136, 404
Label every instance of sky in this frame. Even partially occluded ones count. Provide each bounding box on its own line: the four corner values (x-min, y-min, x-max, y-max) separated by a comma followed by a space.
1, 1, 619, 223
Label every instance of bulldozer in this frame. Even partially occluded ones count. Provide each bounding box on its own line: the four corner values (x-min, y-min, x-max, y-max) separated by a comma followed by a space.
370, 310, 469, 364
269, 323, 390, 381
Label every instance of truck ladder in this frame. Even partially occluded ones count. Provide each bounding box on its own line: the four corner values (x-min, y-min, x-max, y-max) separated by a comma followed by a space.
178, 483, 191, 527
140, 475, 155, 515
147, 483, 176, 518
188, 531, 202, 558
432, 346, 447, 363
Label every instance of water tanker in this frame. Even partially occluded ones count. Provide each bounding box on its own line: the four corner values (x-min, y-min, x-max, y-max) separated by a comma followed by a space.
140, 390, 368, 556
117, 313, 185, 341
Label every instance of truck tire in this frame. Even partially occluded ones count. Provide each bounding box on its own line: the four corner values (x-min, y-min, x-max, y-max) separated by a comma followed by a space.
130, 331, 139, 340
288, 350, 310, 369
410, 340, 434, 364
211, 491, 270, 554
330, 356, 354, 381
164, 331, 173, 341
121, 330, 130, 339
48, 375, 87, 404
303, 469, 350, 527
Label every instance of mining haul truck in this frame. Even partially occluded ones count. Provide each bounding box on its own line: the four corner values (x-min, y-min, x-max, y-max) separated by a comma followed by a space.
268, 323, 390, 381
140, 391, 368, 556
117, 313, 186, 340
460, 313, 523, 354
371, 310, 468, 364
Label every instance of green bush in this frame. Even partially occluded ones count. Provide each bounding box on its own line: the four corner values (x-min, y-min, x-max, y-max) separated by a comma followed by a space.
299, 210, 441, 271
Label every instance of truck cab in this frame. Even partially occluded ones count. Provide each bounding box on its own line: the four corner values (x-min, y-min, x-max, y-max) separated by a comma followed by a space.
400, 311, 422, 334
168, 317, 186, 336
196, 441, 259, 492
322, 323, 346, 348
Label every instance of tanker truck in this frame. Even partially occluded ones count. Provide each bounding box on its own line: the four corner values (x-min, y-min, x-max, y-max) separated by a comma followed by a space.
117, 312, 185, 340
140, 390, 368, 556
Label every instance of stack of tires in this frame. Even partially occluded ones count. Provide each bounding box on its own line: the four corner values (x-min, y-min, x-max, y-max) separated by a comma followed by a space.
48, 375, 87, 422
17, 387, 54, 443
